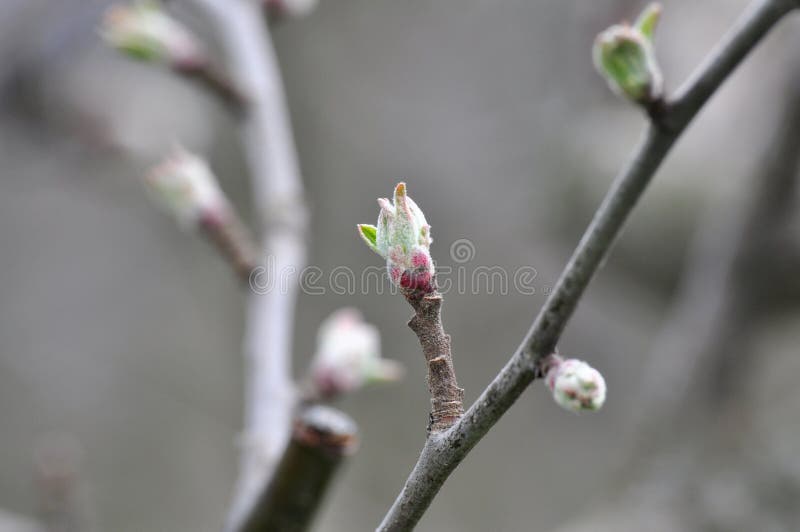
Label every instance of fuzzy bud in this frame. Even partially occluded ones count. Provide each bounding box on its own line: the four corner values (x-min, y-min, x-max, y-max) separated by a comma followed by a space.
593, 3, 663, 105
545, 357, 606, 413
358, 183, 435, 295
101, 1, 205, 68
309, 308, 404, 399
144, 146, 229, 228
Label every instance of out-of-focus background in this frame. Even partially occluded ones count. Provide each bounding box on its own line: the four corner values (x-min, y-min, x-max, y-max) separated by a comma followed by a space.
1, 0, 799, 530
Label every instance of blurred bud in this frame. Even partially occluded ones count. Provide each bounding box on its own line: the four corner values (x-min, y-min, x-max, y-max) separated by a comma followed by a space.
145, 146, 229, 228
265, 0, 319, 20
593, 3, 663, 105
545, 357, 606, 413
101, 1, 205, 68
358, 183, 435, 295
309, 308, 404, 399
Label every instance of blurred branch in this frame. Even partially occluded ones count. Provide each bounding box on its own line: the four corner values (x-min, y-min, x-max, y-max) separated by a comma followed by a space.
377, 1, 798, 529
240, 406, 358, 532
184, 0, 309, 530
102, 2, 248, 113
198, 210, 259, 285
173, 60, 248, 113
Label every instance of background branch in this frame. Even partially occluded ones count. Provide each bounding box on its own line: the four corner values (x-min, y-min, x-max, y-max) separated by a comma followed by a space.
173, 60, 248, 113
378, 1, 798, 529
240, 406, 358, 532
184, 0, 309, 529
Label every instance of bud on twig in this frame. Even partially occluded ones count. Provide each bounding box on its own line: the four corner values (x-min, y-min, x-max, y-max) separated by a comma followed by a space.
102, 2, 247, 112
101, 1, 205, 68
146, 147, 258, 283
358, 183, 435, 296
145, 146, 229, 228
544, 355, 607, 413
308, 308, 403, 399
593, 3, 664, 105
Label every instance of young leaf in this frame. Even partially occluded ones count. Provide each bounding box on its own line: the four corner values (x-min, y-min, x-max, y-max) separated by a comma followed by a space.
358, 224, 380, 254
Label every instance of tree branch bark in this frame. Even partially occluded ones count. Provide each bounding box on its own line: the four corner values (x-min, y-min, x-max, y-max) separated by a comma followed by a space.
240, 406, 358, 532
404, 292, 464, 433
377, 1, 798, 529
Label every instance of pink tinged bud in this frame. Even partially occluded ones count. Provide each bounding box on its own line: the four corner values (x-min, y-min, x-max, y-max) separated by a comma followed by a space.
101, 1, 205, 68
309, 308, 404, 399
545, 358, 607, 413
357, 182, 436, 294
145, 146, 229, 228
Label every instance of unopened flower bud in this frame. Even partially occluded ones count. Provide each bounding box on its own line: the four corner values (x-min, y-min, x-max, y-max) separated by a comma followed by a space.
593, 3, 663, 105
101, 1, 205, 68
545, 357, 606, 413
309, 308, 404, 399
358, 183, 435, 295
145, 146, 229, 228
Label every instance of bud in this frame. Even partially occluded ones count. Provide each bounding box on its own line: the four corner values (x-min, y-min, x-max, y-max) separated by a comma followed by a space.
309, 308, 404, 399
358, 183, 435, 295
101, 1, 205, 68
545, 357, 606, 413
144, 146, 229, 228
593, 3, 663, 104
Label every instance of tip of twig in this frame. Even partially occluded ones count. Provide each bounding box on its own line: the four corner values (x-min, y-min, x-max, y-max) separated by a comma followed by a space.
294, 405, 359, 457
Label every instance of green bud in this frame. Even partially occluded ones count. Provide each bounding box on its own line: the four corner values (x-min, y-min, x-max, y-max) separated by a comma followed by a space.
593, 3, 663, 105
101, 1, 204, 67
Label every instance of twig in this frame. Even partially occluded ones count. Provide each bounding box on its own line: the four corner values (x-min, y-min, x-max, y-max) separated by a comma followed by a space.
198, 210, 259, 285
377, 1, 798, 529
240, 406, 358, 532
184, 0, 309, 529
174, 60, 249, 114
404, 292, 464, 432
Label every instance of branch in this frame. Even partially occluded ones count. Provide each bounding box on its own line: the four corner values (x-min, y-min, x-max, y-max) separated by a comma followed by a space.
377, 1, 798, 529
174, 60, 248, 113
405, 293, 464, 432
184, 0, 309, 529
101, 2, 248, 113
198, 209, 259, 285
240, 406, 358, 532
